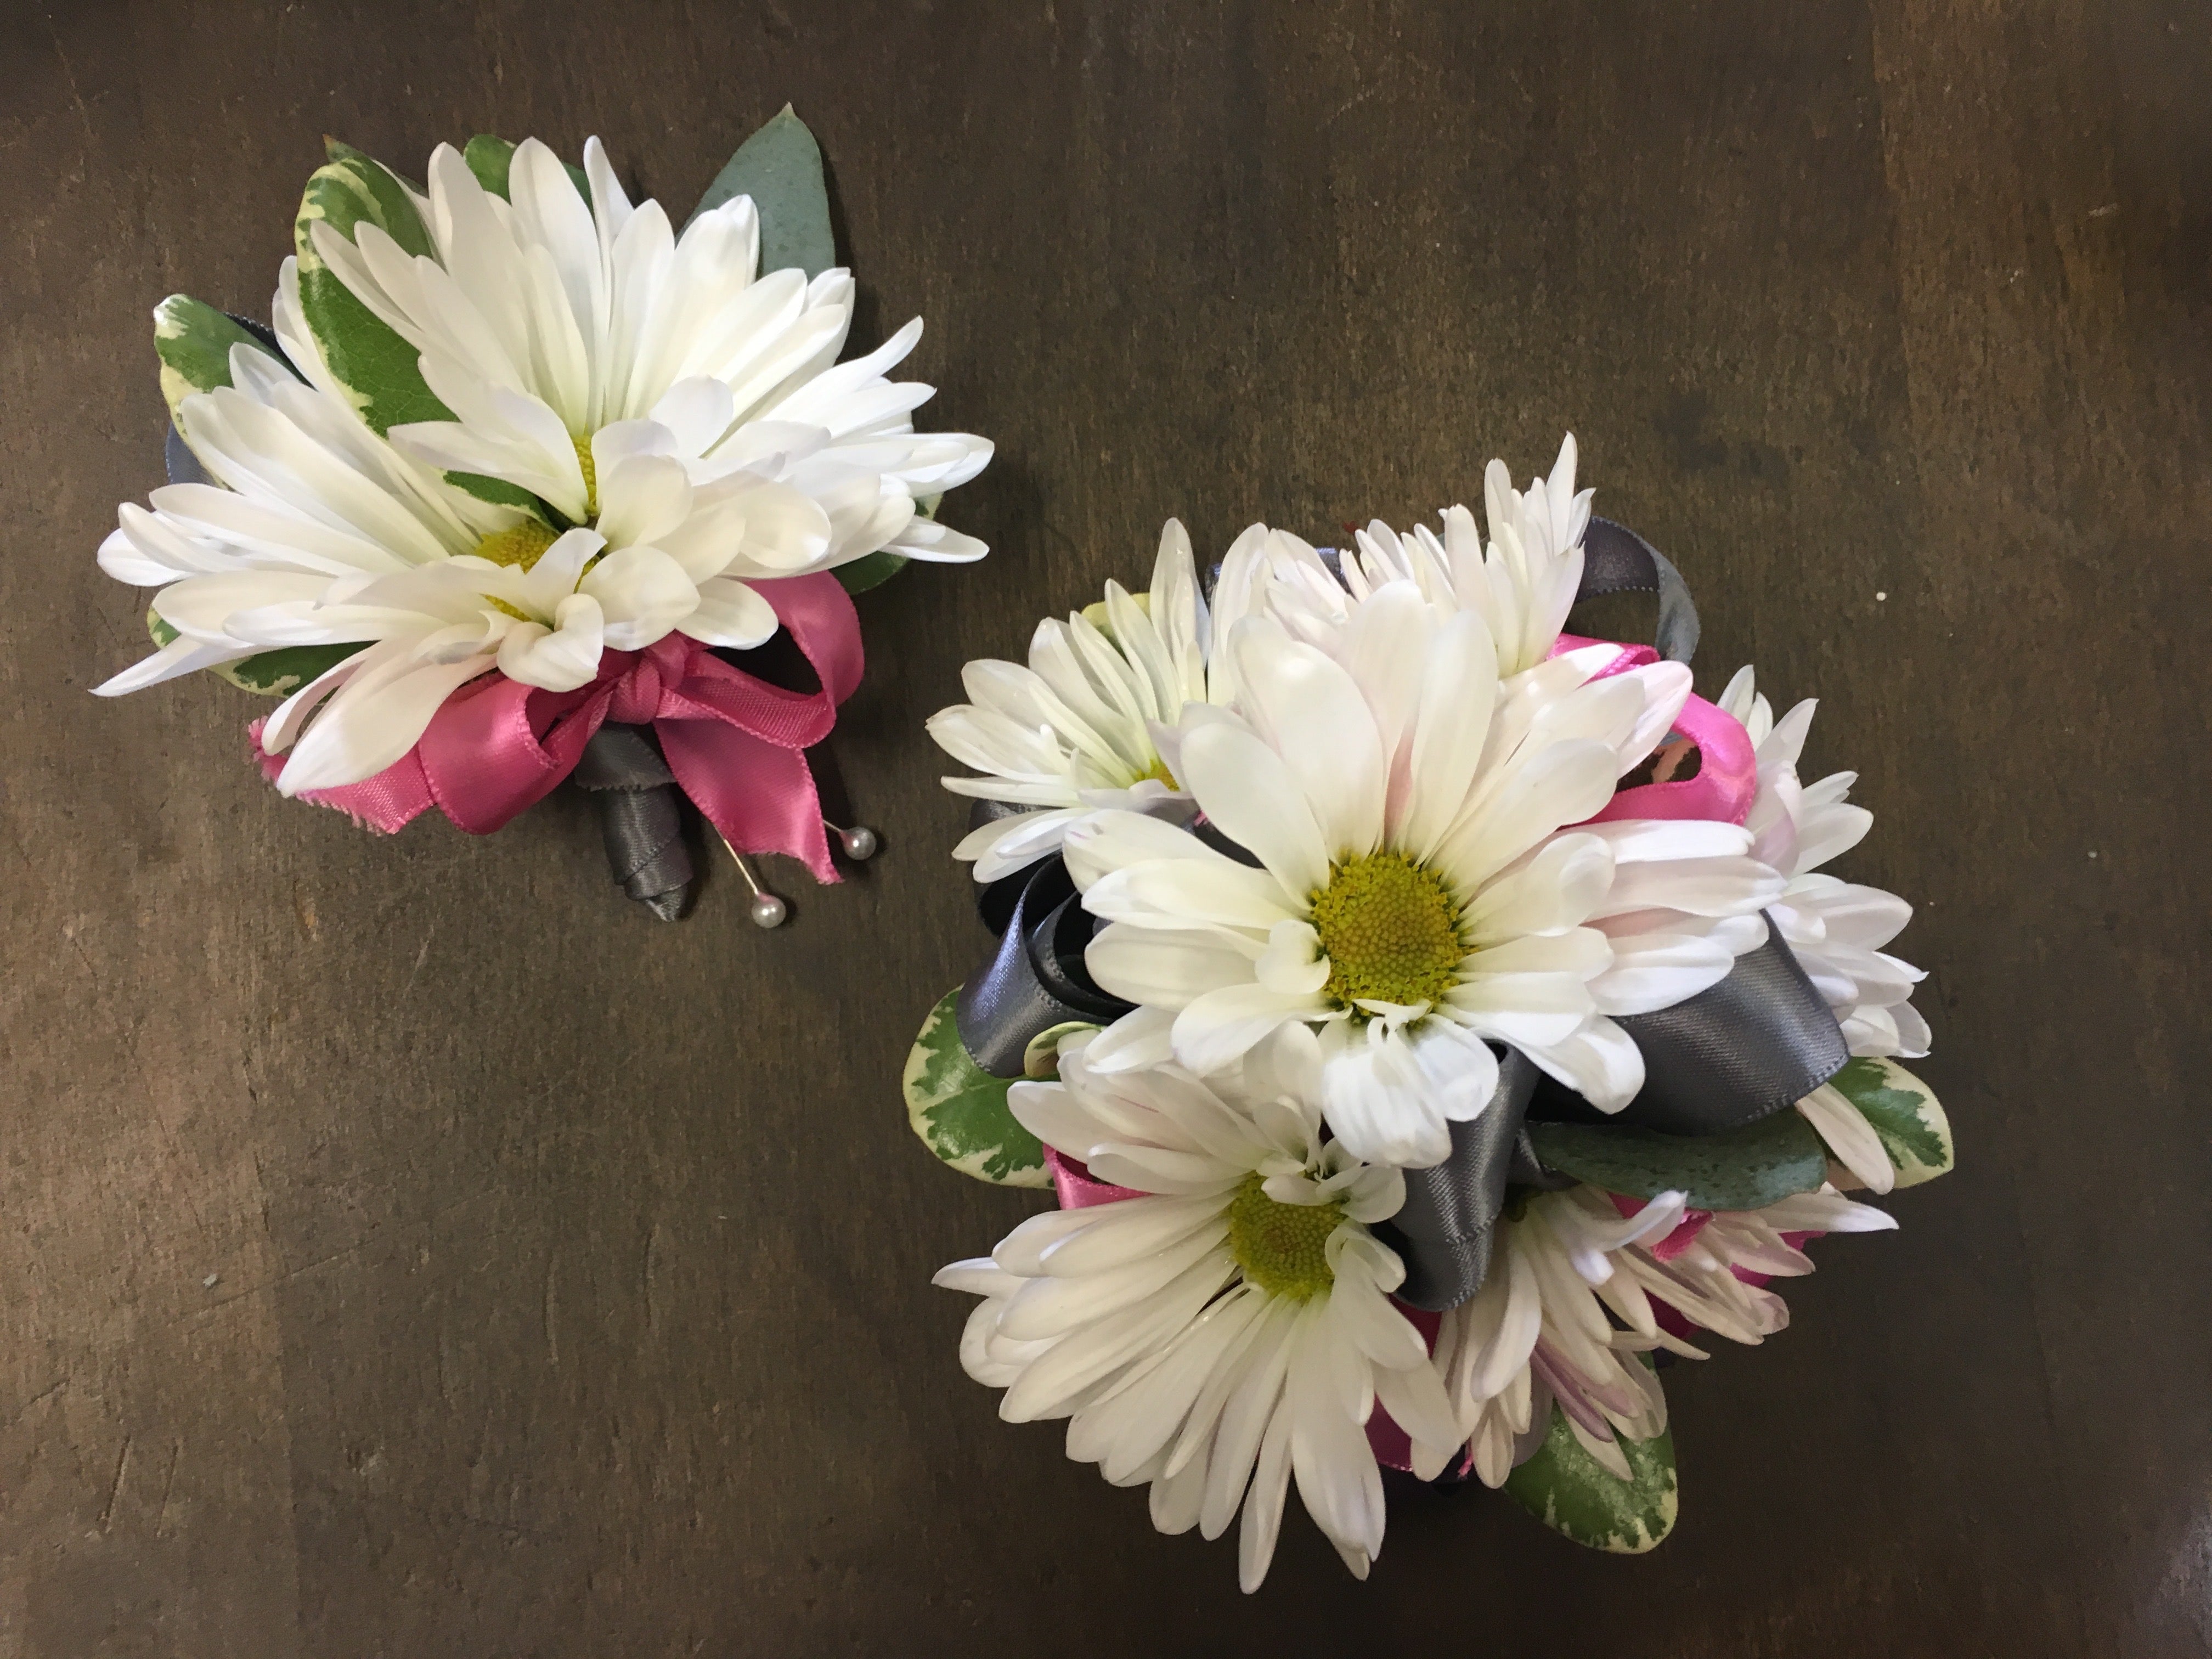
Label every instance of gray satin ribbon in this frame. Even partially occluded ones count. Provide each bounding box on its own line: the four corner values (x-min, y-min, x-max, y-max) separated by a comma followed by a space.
956, 856, 1134, 1077
1373, 1050, 1573, 1311
572, 725, 693, 922
1580, 516, 1701, 664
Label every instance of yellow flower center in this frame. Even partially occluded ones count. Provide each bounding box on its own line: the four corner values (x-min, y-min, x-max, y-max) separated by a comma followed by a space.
573, 432, 597, 520
1225, 1175, 1340, 1301
471, 518, 560, 572
1134, 754, 1180, 789
1308, 850, 1465, 1012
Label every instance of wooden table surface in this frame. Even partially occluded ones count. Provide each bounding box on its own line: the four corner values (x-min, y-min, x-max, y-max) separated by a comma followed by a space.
4, 1, 2207, 1653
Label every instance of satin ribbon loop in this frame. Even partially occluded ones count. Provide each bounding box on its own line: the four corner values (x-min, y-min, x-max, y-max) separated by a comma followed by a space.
253, 573, 866, 886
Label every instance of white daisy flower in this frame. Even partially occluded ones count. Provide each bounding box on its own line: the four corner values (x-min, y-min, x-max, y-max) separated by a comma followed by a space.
1716, 665, 1929, 1193
302, 136, 992, 603
1062, 600, 1782, 1168
1719, 665, 1929, 1059
933, 1028, 1461, 1592
1435, 1183, 1895, 1486
1231, 435, 1590, 678
92, 339, 679, 793
926, 520, 1255, 882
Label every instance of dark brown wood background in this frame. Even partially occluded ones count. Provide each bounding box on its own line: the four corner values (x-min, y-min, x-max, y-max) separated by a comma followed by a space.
3, 0, 2207, 1652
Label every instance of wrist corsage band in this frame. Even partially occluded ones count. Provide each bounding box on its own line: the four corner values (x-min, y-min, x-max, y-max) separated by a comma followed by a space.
910, 438, 1950, 1586
97, 110, 990, 922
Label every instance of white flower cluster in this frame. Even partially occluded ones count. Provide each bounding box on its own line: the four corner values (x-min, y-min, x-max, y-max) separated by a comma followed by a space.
933, 438, 1931, 1587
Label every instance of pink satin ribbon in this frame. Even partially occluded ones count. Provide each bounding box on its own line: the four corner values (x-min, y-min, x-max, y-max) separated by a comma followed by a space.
1550, 632, 1758, 827
251, 574, 864, 883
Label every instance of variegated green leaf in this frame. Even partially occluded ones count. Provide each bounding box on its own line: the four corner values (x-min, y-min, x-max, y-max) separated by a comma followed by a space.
153, 296, 273, 430
1829, 1056, 1954, 1187
149, 600, 364, 697
1504, 1400, 1678, 1554
294, 140, 448, 436
904, 988, 1048, 1187
691, 104, 834, 278
1527, 1108, 1830, 1213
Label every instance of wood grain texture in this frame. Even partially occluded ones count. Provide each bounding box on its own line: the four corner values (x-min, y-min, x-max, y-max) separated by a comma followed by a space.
2, 0, 2206, 1652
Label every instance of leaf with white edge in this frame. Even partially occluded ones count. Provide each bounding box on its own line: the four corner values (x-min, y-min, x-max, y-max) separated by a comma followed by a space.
1828, 1056, 1954, 1188
691, 104, 834, 278
149, 602, 365, 697
904, 988, 1048, 1188
1505, 1397, 1678, 1554
154, 296, 269, 429
295, 140, 449, 436
1527, 1108, 1830, 1212
460, 134, 590, 205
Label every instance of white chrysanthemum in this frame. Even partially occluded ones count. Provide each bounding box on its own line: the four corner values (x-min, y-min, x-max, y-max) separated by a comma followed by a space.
934, 1029, 1460, 1593
1233, 435, 1590, 678
1062, 599, 1781, 1168
1434, 1183, 1895, 1486
1719, 665, 1929, 1061
91, 341, 701, 793
303, 137, 991, 589
927, 521, 1262, 881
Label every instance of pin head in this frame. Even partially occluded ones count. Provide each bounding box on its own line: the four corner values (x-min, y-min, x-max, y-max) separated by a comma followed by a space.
839, 825, 881, 860
749, 893, 788, 929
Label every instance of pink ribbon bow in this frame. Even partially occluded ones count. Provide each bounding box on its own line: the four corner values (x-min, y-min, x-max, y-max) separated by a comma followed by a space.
1551, 632, 1759, 826
252, 573, 864, 883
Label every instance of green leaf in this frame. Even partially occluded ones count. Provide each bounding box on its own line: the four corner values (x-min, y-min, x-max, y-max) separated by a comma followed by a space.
213, 642, 366, 698
153, 296, 275, 430
461, 134, 590, 205
463, 133, 516, 198
149, 602, 365, 697
692, 104, 834, 278
445, 469, 557, 521
1829, 1056, 1954, 1188
903, 988, 1048, 1187
294, 142, 450, 435
834, 551, 909, 594
1527, 1108, 1831, 1213
833, 493, 932, 595
1504, 1400, 1678, 1553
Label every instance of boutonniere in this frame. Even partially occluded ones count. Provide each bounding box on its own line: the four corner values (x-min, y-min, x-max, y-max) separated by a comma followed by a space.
100, 110, 990, 922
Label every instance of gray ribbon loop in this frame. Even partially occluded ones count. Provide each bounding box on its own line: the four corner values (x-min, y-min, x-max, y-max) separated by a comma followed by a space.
955, 857, 1133, 1077
573, 724, 693, 922
1374, 1049, 1556, 1311
1578, 516, 1701, 664
1606, 922, 1848, 1133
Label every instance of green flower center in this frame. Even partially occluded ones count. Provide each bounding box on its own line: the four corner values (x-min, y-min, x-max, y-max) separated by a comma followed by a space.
1133, 754, 1180, 789
1308, 850, 1465, 1012
1226, 1174, 1341, 1301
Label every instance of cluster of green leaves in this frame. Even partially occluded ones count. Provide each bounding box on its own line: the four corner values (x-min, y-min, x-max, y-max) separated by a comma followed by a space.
1528, 1055, 1953, 1211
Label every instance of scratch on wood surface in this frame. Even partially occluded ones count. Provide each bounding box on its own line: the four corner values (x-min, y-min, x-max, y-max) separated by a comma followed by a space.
153, 1439, 181, 1537
5, 1374, 70, 1429
98, 1435, 132, 1532
542, 1251, 559, 1369
642, 1222, 662, 1332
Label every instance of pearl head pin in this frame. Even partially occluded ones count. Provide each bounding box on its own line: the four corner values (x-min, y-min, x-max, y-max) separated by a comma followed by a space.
718, 835, 787, 928
826, 820, 880, 860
